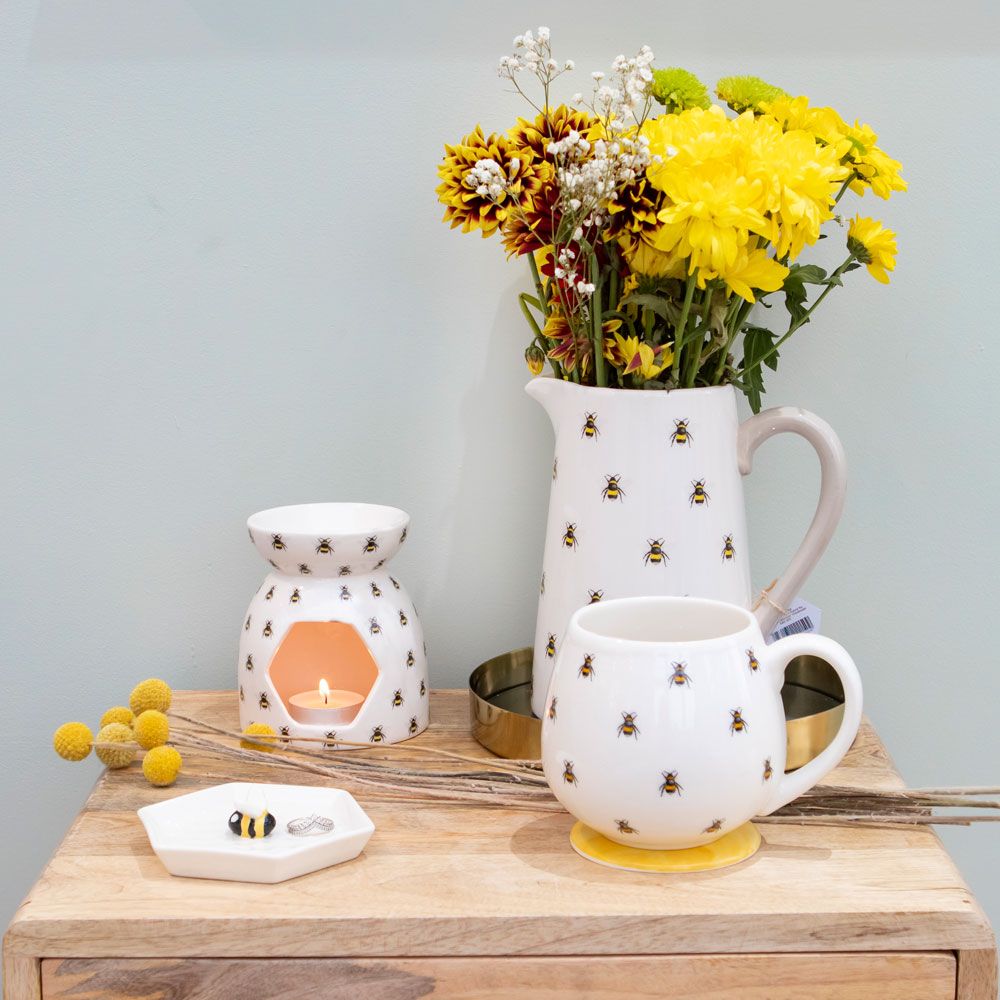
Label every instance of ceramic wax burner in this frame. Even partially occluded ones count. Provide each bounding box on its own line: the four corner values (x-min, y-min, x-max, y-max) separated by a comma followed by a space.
541, 596, 862, 871
238, 503, 429, 747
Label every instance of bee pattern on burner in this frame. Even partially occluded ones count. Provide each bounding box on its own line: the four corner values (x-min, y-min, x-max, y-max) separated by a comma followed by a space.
315, 537, 334, 555
363, 536, 379, 553
369, 617, 381, 635
340, 585, 351, 601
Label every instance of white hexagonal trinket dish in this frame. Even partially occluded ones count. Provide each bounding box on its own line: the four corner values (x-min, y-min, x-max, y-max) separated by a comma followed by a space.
138, 782, 374, 883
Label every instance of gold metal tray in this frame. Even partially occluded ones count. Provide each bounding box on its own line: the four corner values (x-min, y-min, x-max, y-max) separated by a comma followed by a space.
469, 647, 844, 770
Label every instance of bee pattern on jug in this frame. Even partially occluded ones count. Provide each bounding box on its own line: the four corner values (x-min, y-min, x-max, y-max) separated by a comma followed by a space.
240, 504, 430, 747
526, 378, 848, 720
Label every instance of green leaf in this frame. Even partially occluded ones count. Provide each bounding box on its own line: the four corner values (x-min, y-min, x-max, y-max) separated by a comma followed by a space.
791, 264, 828, 284
737, 326, 780, 413
781, 264, 825, 325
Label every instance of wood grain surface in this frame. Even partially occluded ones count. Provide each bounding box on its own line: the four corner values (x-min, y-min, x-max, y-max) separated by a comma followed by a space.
40, 953, 960, 1000
3, 690, 996, 1000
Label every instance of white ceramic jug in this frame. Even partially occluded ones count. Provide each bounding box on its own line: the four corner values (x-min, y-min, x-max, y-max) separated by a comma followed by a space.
527, 378, 847, 717
541, 596, 863, 851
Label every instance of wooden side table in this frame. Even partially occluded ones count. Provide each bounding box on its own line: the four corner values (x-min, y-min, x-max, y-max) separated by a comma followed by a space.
5, 690, 996, 999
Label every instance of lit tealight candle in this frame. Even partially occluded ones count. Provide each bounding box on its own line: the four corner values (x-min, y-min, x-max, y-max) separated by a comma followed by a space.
287, 678, 364, 725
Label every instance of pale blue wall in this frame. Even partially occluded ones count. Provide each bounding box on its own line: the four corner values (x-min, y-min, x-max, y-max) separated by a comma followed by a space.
2, 0, 997, 977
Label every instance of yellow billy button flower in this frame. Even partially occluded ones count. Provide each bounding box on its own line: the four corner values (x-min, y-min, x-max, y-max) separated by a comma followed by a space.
133, 709, 170, 750
130, 678, 172, 715
53, 722, 93, 762
848, 216, 897, 284
241, 722, 278, 753
143, 746, 183, 787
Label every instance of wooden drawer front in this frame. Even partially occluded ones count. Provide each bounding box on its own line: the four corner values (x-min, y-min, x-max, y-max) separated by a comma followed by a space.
42, 953, 955, 999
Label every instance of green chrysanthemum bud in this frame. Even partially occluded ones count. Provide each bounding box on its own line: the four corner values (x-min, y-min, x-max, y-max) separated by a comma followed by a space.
716, 75, 789, 114
650, 67, 711, 114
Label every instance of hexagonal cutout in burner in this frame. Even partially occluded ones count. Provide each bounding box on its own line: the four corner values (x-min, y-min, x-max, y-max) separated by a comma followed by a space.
267, 621, 379, 726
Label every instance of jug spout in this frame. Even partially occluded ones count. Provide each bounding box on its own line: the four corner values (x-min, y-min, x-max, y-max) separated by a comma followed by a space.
524, 375, 562, 420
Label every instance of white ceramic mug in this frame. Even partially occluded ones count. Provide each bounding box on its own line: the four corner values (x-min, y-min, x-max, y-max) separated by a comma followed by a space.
541, 596, 862, 850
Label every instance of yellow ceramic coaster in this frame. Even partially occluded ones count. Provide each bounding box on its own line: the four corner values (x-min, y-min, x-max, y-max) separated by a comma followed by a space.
570, 821, 762, 873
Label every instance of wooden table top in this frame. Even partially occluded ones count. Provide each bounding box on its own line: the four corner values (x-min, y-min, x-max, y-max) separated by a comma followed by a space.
5, 690, 994, 962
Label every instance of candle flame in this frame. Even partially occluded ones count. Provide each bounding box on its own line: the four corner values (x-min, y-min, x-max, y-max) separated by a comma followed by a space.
319, 678, 330, 705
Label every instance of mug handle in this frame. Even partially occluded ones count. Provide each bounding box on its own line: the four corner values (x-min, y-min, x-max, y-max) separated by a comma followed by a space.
737, 407, 847, 635
761, 633, 863, 814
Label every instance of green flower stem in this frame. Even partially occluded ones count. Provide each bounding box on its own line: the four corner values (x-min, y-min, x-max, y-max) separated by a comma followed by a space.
834, 177, 854, 204
518, 293, 544, 339
739, 254, 856, 381
713, 298, 752, 382
684, 288, 714, 388
590, 252, 607, 388
672, 275, 697, 384
526, 253, 550, 317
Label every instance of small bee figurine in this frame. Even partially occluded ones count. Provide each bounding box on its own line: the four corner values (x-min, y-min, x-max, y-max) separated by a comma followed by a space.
582, 412, 600, 438
704, 818, 724, 834
370, 725, 386, 744
689, 479, 710, 506
338, 565, 352, 576
398, 609, 408, 626
617, 712, 640, 739
670, 418, 692, 447
340, 585, 351, 601
669, 661, 692, 686
239, 685, 244, 702
602, 474, 625, 502
363, 536, 379, 553
245, 654, 254, 671
370, 582, 382, 598
588, 589, 603, 603
290, 588, 301, 604
419, 679, 426, 697
562, 522, 579, 549
545, 634, 557, 658
298, 563, 311, 575
258, 691, 270, 711
400, 527, 408, 544
615, 819, 638, 835
392, 689, 404, 708
324, 731, 337, 748
244, 615, 251, 631
562, 760, 577, 785
746, 649, 760, 673
578, 654, 596, 680
406, 649, 415, 668
763, 757, 773, 782
229, 809, 275, 840
722, 534, 736, 561
659, 770, 683, 796
369, 617, 382, 635
316, 537, 334, 555
409, 716, 418, 735
271, 534, 285, 551
262, 620, 273, 638
390, 576, 400, 590
643, 538, 669, 566
730, 708, 749, 734
265, 586, 274, 600
547, 697, 557, 720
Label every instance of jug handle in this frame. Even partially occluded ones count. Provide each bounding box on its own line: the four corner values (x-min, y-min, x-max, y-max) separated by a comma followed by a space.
737, 407, 847, 634
760, 633, 863, 814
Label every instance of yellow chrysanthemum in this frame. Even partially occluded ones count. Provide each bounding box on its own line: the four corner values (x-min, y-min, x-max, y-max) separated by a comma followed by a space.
436, 126, 549, 238
95, 722, 136, 770
133, 709, 170, 750
241, 722, 278, 753
100, 706, 134, 729
143, 746, 182, 787
848, 216, 897, 284
53, 722, 93, 762
618, 232, 686, 278
702, 248, 790, 303
716, 75, 788, 113
130, 678, 172, 715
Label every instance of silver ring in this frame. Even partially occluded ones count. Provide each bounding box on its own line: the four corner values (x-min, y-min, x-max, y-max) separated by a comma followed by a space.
286, 814, 335, 836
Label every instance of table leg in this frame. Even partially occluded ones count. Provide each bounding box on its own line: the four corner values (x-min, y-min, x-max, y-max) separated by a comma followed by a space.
957, 948, 998, 1000
2, 946, 41, 1000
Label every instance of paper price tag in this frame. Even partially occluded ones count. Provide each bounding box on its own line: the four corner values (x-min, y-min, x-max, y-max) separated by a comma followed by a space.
766, 597, 822, 644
